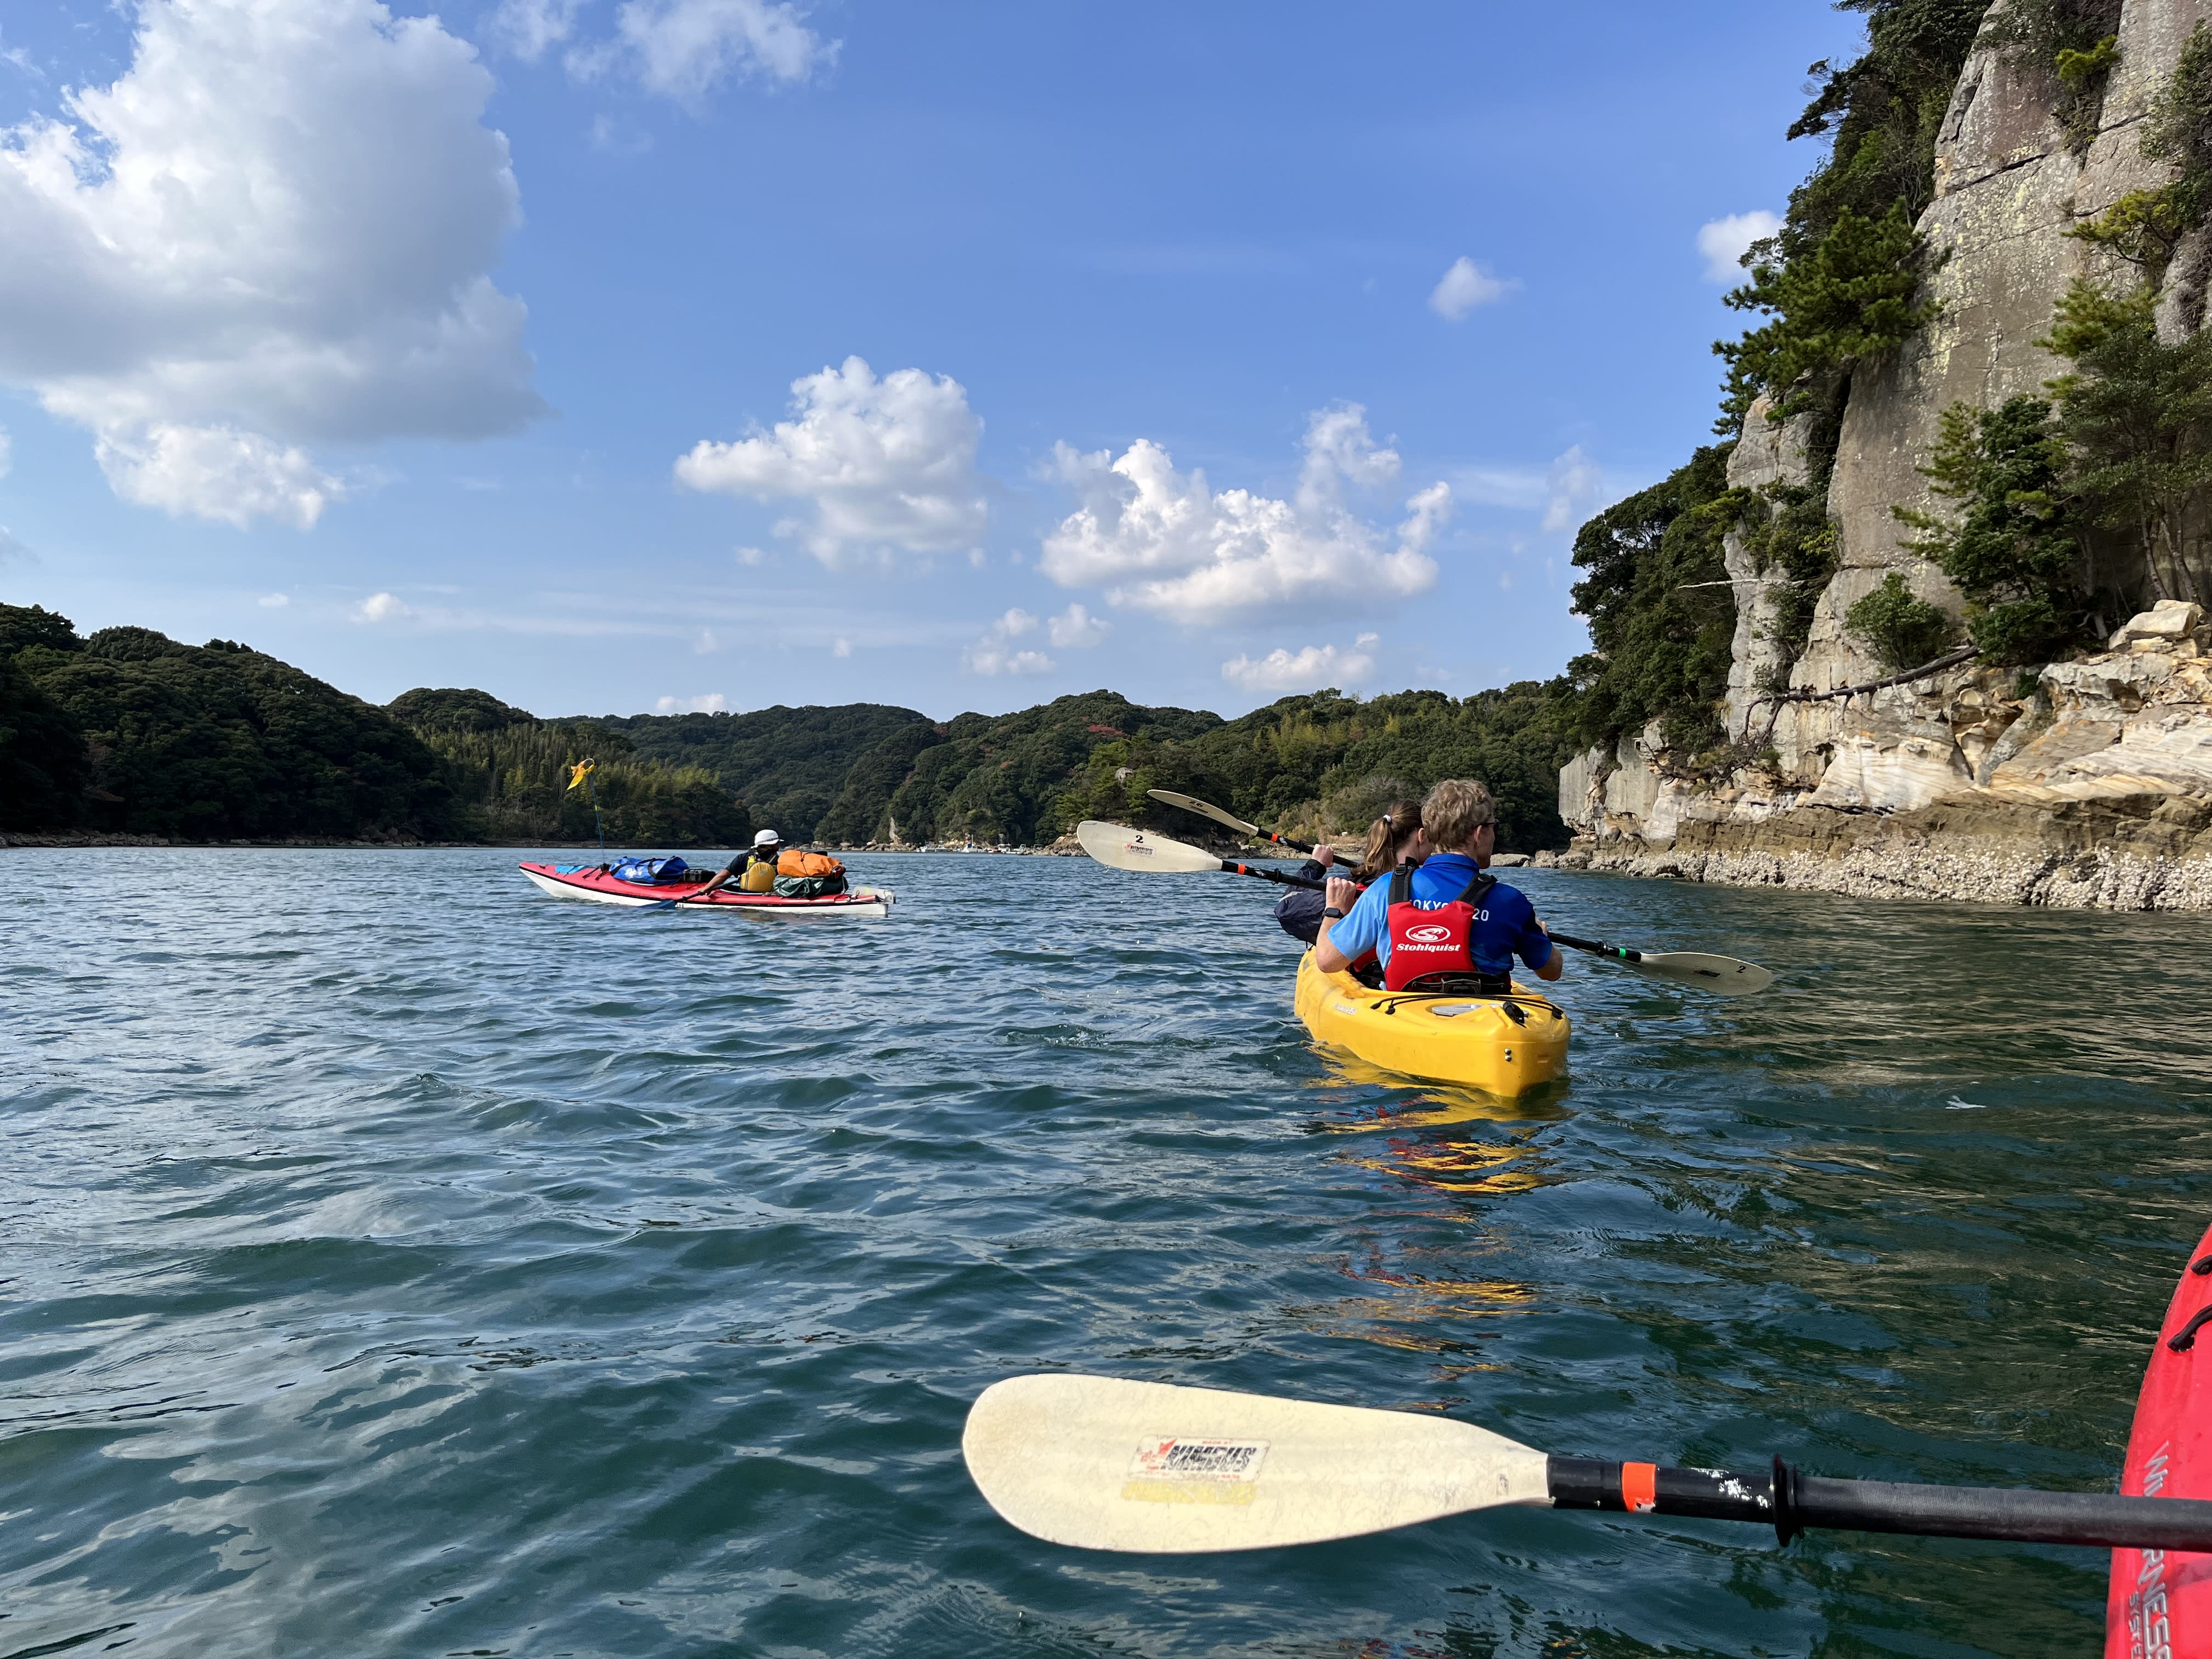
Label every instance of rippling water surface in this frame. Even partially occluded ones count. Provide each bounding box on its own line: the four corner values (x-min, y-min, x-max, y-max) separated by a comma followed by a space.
7, 847, 2212, 1657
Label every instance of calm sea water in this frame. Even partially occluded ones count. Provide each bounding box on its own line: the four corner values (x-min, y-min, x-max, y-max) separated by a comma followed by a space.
5, 847, 2211, 1657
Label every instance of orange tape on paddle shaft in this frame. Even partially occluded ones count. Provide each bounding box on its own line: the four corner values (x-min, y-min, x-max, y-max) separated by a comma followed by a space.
1622, 1462, 1657, 1514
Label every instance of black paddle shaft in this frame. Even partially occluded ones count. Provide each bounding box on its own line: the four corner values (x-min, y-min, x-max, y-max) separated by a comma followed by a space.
1547, 930, 1642, 964
1219, 861, 1331, 890
1548, 1457, 2212, 1551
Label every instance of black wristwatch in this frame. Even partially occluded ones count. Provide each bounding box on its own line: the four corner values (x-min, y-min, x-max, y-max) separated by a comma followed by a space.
1322, 905, 1346, 919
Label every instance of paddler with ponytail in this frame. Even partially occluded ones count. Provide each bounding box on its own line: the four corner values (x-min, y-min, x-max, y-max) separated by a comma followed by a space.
1273, 799, 1424, 946
1313, 780, 1560, 992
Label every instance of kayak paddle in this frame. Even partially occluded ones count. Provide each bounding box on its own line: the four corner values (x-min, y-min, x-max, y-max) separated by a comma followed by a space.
1076, 821, 1322, 889
963, 1373, 2212, 1556
1081, 822, 1774, 994
1546, 930, 1774, 996
1146, 789, 1316, 855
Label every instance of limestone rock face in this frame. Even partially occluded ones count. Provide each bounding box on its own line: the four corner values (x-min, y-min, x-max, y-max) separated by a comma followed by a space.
1557, 1, 2212, 910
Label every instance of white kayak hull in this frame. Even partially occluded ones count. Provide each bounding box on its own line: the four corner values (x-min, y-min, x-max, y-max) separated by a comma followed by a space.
520, 865, 894, 918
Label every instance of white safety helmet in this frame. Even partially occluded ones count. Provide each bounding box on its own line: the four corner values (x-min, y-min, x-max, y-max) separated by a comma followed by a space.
754, 828, 782, 847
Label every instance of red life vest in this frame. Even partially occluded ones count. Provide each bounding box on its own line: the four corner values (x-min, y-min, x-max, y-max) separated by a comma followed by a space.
1383, 866, 1501, 992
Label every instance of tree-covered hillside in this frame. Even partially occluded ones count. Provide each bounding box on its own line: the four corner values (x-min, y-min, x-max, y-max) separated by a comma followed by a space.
1, 600, 1579, 850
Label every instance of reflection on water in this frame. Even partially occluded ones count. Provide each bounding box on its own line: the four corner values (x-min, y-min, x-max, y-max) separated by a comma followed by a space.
3, 849, 2210, 1658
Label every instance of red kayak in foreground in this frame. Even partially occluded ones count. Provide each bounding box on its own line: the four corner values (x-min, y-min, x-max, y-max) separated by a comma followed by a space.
2109, 1220, 2212, 1658
518, 861, 894, 918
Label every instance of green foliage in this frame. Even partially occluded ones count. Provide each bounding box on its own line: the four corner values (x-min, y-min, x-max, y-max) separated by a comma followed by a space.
587, 702, 934, 842
1743, 486, 1844, 657
1846, 571, 1960, 669
1894, 396, 2089, 663
0, 602, 82, 656
1986, 0, 2124, 151
14, 622, 464, 839
1566, 445, 1744, 754
1718, 202, 1939, 422
2067, 188, 2192, 286
388, 686, 538, 735
0, 651, 90, 829
2042, 277, 2212, 611
408, 718, 749, 847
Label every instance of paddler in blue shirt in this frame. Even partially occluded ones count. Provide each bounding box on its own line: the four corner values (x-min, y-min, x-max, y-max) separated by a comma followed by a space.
1313, 779, 1561, 994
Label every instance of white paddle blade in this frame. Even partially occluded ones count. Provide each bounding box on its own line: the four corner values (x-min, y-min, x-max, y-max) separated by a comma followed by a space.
1146, 788, 1257, 838
1075, 821, 1224, 874
962, 1374, 1550, 1554
1632, 951, 1775, 996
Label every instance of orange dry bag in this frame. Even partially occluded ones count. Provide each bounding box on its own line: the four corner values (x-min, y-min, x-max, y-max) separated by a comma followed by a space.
776, 848, 845, 879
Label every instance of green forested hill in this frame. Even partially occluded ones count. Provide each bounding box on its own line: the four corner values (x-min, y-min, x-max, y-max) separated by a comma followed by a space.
582, 703, 932, 842
0, 600, 1576, 849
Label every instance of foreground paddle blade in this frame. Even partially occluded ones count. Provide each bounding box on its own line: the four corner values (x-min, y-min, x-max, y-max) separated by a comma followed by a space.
962, 1374, 1548, 1553
1075, 821, 1227, 874
1632, 951, 1774, 996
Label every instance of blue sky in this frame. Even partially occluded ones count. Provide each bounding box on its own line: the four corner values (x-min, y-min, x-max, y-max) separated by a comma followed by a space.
0, 0, 1865, 721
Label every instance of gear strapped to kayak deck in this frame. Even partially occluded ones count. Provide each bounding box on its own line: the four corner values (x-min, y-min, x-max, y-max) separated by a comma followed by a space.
517, 861, 894, 918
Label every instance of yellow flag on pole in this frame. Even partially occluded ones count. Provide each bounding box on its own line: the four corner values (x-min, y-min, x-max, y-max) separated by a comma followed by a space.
566, 759, 596, 792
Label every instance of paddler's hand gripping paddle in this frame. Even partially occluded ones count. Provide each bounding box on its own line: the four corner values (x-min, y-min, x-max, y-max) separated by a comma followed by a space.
963, 1374, 2212, 1557
1078, 820, 1775, 996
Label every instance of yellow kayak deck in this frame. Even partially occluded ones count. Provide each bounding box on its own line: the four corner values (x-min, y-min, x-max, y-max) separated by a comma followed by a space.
1294, 952, 1570, 1096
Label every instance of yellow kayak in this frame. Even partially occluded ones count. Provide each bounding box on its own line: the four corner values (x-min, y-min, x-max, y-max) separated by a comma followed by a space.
1294, 952, 1570, 1096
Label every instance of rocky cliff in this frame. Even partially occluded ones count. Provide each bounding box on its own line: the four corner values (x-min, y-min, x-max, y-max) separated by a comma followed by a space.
1556, 0, 2212, 911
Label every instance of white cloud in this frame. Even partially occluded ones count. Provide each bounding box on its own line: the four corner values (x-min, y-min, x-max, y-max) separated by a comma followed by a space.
257, 591, 289, 608
605, 0, 833, 102
97, 424, 343, 529
1222, 633, 1379, 695
1429, 257, 1514, 320
735, 544, 767, 565
0, 0, 542, 527
1541, 444, 1602, 535
1047, 602, 1109, 648
656, 691, 728, 713
694, 627, 719, 653
832, 636, 851, 658
964, 608, 1054, 676
488, 0, 587, 60
675, 357, 987, 566
1697, 210, 1783, 284
1037, 404, 1447, 621
356, 591, 413, 622
0, 427, 10, 477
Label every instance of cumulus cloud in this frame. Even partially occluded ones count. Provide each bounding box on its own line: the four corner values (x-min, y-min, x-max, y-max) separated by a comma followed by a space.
656, 692, 728, 712
487, 0, 587, 60
1429, 257, 1514, 320
1037, 404, 1447, 621
964, 607, 1054, 676
676, 357, 987, 566
832, 636, 851, 658
1222, 633, 1379, 695
1697, 210, 1783, 284
356, 591, 413, 622
0, 0, 542, 527
1047, 602, 1109, 648
257, 591, 290, 607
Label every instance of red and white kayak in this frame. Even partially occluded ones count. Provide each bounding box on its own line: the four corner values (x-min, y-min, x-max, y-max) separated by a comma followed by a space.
2109, 1220, 2212, 1658
518, 861, 894, 918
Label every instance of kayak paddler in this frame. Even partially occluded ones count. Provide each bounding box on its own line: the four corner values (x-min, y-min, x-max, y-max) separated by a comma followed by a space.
1273, 798, 1425, 946
1313, 780, 1560, 994
690, 829, 785, 900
